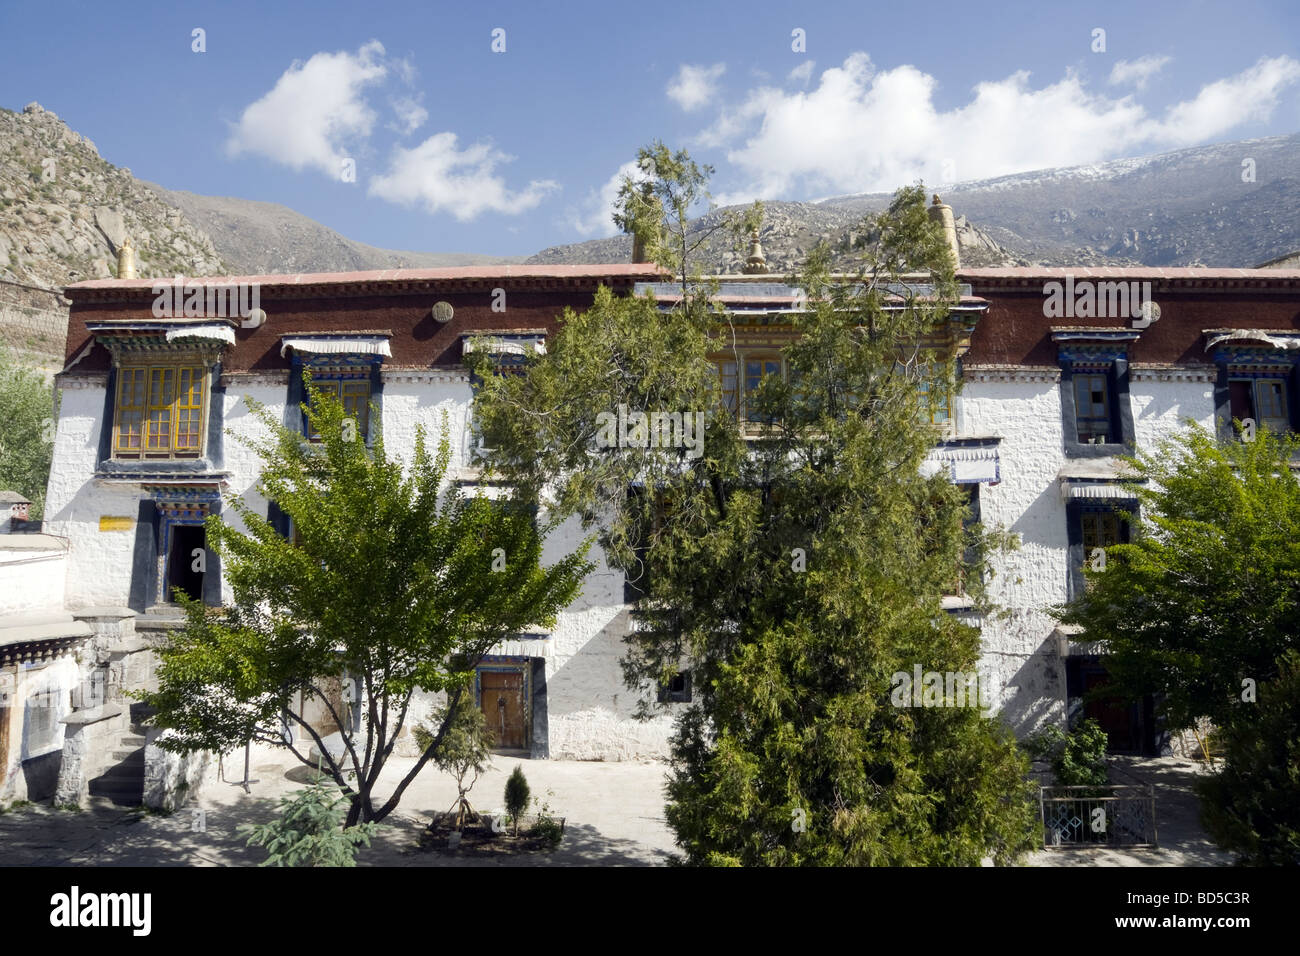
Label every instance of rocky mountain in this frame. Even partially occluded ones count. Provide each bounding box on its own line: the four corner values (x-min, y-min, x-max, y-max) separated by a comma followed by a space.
0, 102, 228, 290
147, 184, 526, 276
530, 134, 1300, 271
529, 200, 1041, 272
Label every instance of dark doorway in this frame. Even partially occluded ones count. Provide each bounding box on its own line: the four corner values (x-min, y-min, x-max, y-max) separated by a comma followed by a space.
166, 524, 206, 602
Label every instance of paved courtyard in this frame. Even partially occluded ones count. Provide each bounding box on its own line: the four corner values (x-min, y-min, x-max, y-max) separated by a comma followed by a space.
0, 750, 679, 867
0, 751, 1233, 866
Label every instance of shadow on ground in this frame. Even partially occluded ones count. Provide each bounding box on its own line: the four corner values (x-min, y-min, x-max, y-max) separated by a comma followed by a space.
0, 793, 274, 867
359, 811, 673, 867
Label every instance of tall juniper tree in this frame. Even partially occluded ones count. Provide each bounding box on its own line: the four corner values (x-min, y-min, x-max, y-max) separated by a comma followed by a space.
470, 145, 1037, 865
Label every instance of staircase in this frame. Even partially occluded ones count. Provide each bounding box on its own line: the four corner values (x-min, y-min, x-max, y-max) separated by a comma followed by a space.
87, 724, 146, 806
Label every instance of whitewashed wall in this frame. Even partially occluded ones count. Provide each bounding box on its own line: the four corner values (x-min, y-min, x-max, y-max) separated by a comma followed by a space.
44, 377, 139, 608
1128, 369, 1216, 448
959, 366, 1218, 738
0, 543, 66, 614
46, 357, 1219, 760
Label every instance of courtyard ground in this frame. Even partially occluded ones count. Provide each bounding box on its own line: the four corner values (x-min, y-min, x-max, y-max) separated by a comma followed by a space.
0, 751, 1233, 866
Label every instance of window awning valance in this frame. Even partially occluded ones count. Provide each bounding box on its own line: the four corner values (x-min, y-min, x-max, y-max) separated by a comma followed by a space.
1057, 458, 1143, 501
1204, 329, 1300, 352
280, 335, 391, 358
165, 325, 236, 346
924, 438, 1001, 485
461, 333, 546, 357
1060, 481, 1141, 500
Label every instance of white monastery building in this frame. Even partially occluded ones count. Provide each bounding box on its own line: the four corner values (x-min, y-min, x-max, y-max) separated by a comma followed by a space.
6, 223, 1299, 803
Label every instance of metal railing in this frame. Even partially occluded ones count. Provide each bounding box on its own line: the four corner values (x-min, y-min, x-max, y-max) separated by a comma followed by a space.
1039, 784, 1157, 849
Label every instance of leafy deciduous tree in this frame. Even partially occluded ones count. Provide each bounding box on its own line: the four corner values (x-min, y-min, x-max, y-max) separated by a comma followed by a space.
142, 385, 592, 826
415, 685, 494, 830
1196, 649, 1300, 865
1056, 424, 1300, 733
0, 345, 55, 518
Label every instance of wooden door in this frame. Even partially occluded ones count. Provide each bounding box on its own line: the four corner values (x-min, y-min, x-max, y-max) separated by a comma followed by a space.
480, 670, 526, 750
1082, 669, 1138, 753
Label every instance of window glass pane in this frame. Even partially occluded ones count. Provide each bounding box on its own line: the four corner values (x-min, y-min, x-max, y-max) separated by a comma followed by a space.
342, 381, 370, 437
1082, 512, 1121, 549
146, 368, 174, 450
1075, 372, 1111, 442
115, 367, 146, 452
717, 361, 738, 415
174, 367, 204, 451
919, 366, 951, 424
306, 379, 340, 440
743, 357, 782, 423
1255, 379, 1288, 428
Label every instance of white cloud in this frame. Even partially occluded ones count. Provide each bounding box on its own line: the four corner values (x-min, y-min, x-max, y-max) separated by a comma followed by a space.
1153, 55, 1300, 145
225, 40, 387, 177
390, 95, 428, 134
565, 160, 644, 237
368, 133, 559, 221
1109, 55, 1171, 90
699, 52, 1300, 202
227, 41, 555, 219
667, 63, 726, 111
787, 61, 815, 87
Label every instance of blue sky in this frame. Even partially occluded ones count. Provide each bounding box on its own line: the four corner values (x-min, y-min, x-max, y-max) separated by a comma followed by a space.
2, 0, 1297, 257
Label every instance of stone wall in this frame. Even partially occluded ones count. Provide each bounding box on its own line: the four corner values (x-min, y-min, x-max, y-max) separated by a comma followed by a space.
0, 279, 67, 366
142, 728, 211, 811
52, 704, 128, 807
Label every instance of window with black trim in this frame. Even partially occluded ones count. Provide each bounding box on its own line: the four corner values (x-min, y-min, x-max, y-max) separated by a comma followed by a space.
300, 369, 372, 443
658, 671, 692, 703
1227, 375, 1292, 437
623, 486, 675, 603
956, 483, 981, 595
1059, 361, 1135, 456
1066, 500, 1136, 601
1073, 372, 1112, 443
1054, 334, 1137, 458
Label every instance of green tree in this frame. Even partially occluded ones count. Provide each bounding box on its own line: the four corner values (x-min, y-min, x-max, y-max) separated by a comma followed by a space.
471, 147, 1037, 866
613, 141, 713, 290
1056, 424, 1300, 734
1024, 718, 1110, 787
0, 345, 55, 518
141, 385, 592, 826
415, 684, 494, 830
1196, 650, 1300, 865
239, 778, 383, 867
504, 765, 530, 836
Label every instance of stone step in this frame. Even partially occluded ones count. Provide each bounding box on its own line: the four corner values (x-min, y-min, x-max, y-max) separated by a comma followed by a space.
110, 748, 145, 762
99, 753, 144, 776
87, 772, 143, 801
119, 733, 146, 747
